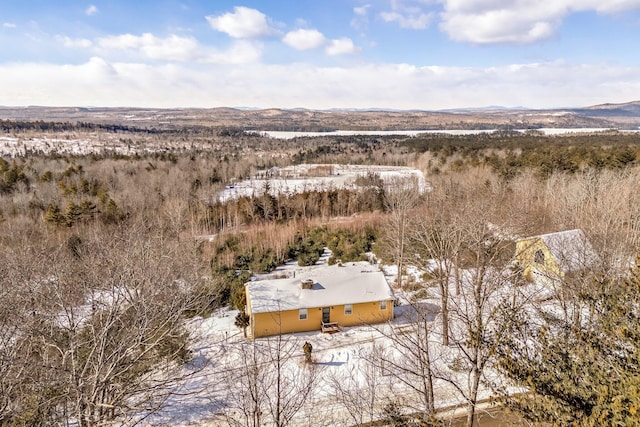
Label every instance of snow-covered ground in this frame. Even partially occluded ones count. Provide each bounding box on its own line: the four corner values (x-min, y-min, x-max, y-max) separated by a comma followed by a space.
150, 312, 471, 426
217, 163, 429, 202
4, 129, 636, 157
0, 135, 140, 156
255, 128, 640, 140
0, 135, 223, 156
254, 129, 492, 139
144, 252, 518, 426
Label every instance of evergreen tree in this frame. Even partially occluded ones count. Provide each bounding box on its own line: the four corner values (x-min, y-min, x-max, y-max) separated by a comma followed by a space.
235, 312, 250, 338
44, 203, 64, 225
64, 201, 82, 226
496, 259, 640, 425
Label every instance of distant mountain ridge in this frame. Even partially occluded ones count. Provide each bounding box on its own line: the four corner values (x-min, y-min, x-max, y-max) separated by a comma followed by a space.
585, 100, 640, 110
576, 100, 640, 117
1, 101, 639, 131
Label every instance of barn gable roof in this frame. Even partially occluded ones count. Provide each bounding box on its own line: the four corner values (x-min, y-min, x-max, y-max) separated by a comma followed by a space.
521, 229, 600, 273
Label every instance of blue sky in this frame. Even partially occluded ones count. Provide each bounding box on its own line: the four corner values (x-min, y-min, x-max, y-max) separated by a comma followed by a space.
1, 0, 640, 109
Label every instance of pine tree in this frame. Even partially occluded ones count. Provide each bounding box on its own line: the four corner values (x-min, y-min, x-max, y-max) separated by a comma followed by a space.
65, 201, 82, 226
496, 259, 640, 425
235, 312, 250, 338
101, 197, 126, 224
44, 203, 64, 225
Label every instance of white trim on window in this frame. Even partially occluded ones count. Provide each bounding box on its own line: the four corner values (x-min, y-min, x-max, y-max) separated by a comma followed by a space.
344, 304, 353, 315
380, 300, 387, 310
299, 308, 308, 320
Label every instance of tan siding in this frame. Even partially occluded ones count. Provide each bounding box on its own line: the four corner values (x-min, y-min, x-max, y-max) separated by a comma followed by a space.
249, 299, 394, 338
252, 308, 323, 338
323, 301, 393, 327
515, 238, 563, 280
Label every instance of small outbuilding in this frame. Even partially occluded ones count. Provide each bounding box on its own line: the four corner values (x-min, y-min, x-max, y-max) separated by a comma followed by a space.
245, 262, 394, 338
515, 229, 599, 282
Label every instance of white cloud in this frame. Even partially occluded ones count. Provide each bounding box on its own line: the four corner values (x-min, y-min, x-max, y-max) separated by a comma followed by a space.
380, 10, 433, 29
440, 1, 564, 43
325, 38, 360, 56
379, 0, 434, 29
3, 22, 17, 28
566, 0, 640, 13
82, 56, 117, 77
206, 6, 277, 39
282, 29, 360, 56
439, 0, 640, 44
85, 5, 98, 16
354, 5, 371, 16
352, 4, 371, 31
57, 35, 93, 48
282, 29, 326, 50
0, 59, 639, 110
96, 32, 261, 64
98, 33, 200, 61
206, 40, 263, 65
98, 33, 145, 50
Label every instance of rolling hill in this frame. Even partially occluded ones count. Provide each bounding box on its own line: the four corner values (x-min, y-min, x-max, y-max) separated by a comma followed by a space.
1, 101, 639, 131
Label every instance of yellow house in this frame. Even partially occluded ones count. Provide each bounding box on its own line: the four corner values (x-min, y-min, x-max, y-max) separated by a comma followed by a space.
245, 262, 394, 338
515, 229, 599, 282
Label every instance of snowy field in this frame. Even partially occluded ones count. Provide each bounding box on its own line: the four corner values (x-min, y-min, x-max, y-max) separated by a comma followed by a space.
255, 128, 639, 140
0, 135, 220, 156
144, 252, 521, 427
3, 128, 637, 157
217, 164, 429, 203
254, 129, 491, 139
0, 135, 138, 156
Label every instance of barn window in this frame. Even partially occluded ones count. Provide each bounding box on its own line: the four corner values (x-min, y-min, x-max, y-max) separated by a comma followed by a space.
534, 249, 545, 264
344, 304, 353, 315
380, 301, 387, 310
299, 308, 308, 320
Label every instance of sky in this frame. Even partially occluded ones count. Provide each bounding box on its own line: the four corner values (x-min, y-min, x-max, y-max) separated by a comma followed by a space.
1, 0, 640, 110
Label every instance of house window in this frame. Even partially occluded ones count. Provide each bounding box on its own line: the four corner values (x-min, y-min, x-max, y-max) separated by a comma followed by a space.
534, 249, 545, 264
344, 304, 353, 315
299, 308, 308, 320
380, 301, 387, 310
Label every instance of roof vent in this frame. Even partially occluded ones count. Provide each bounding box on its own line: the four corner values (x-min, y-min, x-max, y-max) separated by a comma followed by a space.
301, 278, 314, 290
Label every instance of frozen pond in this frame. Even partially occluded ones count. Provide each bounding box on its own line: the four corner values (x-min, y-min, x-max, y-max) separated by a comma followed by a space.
255, 128, 638, 139
254, 129, 493, 139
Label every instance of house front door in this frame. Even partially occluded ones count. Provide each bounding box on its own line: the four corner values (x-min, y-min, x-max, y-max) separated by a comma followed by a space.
322, 307, 330, 323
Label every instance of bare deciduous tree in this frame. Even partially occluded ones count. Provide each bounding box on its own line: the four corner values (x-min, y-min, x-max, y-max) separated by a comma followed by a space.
328, 346, 392, 426
222, 334, 318, 427
366, 307, 439, 424
443, 197, 518, 427
380, 176, 422, 289
0, 221, 205, 427
410, 212, 461, 346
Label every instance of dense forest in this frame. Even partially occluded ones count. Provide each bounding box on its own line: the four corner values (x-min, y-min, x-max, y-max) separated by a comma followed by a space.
1, 121, 640, 425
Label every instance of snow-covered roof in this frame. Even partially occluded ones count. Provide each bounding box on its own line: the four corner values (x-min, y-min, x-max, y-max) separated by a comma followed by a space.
246, 262, 393, 314
521, 229, 600, 273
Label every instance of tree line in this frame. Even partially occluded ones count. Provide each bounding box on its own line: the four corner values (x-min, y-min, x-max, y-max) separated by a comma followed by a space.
1, 124, 640, 425
402, 131, 640, 177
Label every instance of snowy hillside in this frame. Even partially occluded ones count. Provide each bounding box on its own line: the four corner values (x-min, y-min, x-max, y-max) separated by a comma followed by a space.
217, 163, 429, 202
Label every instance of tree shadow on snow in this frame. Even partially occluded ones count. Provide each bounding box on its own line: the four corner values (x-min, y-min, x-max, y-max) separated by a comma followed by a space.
394, 302, 441, 324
